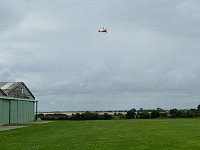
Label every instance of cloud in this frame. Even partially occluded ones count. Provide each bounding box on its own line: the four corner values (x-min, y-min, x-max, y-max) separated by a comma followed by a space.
0, 0, 26, 32
1, 0, 200, 111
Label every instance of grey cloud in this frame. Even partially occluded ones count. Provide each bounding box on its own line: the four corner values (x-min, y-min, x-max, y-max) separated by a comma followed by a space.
0, 0, 26, 32
1, 0, 200, 111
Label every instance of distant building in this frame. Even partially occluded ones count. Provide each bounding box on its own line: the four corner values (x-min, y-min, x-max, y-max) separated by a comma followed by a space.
0, 82, 37, 125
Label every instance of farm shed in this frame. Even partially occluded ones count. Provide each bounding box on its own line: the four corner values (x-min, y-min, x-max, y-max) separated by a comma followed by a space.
0, 82, 36, 125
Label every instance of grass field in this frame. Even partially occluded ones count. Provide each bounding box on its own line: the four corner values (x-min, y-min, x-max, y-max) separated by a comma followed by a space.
0, 119, 200, 150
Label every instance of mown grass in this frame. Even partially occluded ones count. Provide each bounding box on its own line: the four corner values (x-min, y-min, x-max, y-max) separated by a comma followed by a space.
0, 119, 200, 150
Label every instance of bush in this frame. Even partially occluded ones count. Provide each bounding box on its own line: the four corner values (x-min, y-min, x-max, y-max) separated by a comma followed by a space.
138, 112, 151, 119
100, 113, 112, 120
40, 113, 69, 120
151, 110, 160, 118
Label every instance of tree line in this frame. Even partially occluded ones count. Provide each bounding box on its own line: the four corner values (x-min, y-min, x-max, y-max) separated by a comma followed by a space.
37, 111, 112, 120
37, 104, 200, 120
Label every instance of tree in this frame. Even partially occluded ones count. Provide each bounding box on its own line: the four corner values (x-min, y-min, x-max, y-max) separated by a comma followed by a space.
188, 109, 196, 118
113, 113, 125, 119
151, 110, 160, 118
169, 108, 179, 118
126, 108, 136, 119
74, 113, 82, 120
117, 113, 125, 119
157, 107, 163, 112
139, 108, 144, 112
83, 111, 100, 120
159, 112, 168, 117
139, 112, 151, 119
101, 113, 112, 120
197, 104, 200, 111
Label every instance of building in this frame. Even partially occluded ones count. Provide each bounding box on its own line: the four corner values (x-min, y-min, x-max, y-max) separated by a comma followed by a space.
0, 82, 37, 125
0, 89, 6, 96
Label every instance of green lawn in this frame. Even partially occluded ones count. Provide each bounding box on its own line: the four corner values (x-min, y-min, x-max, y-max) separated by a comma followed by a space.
0, 119, 200, 150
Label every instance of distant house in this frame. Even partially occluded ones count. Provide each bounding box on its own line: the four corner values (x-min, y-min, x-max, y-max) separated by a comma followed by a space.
0, 82, 36, 125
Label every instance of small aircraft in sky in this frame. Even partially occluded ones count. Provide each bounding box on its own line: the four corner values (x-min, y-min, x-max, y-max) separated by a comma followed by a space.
98, 27, 107, 33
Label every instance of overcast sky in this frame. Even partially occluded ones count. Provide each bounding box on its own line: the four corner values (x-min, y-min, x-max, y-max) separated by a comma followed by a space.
1, 0, 200, 111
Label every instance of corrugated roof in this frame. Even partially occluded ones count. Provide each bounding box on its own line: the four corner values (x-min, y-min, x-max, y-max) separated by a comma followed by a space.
0, 82, 35, 100
0, 82, 22, 94
1, 82, 14, 89
0, 89, 6, 96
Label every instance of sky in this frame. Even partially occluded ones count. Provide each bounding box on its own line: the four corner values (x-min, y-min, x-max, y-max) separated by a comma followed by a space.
1, 0, 200, 111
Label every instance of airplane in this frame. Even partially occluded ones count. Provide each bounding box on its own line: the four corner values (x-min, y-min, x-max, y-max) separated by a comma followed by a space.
98, 27, 107, 33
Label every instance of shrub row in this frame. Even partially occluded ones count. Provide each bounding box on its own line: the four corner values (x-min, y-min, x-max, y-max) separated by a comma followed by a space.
37, 111, 112, 120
